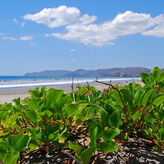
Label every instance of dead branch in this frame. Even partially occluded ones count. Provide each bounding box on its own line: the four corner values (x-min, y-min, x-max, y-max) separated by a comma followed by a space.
72, 76, 76, 102
95, 80, 127, 113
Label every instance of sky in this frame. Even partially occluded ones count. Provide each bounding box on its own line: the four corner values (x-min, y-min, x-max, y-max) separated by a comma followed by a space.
0, 0, 164, 75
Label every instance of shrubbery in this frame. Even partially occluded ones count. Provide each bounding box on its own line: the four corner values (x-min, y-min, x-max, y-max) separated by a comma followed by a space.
0, 67, 163, 163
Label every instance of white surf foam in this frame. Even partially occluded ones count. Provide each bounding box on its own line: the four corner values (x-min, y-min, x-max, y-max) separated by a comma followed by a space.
0, 77, 140, 89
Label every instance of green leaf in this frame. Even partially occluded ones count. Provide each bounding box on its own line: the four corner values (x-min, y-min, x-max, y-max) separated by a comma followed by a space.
139, 72, 149, 83
46, 89, 64, 112
69, 142, 84, 156
159, 72, 164, 82
89, 126, 101, 148
153, 94, 164, 106
59, 131, 69, 143
145, 128, 152, 136
145, 115, 155, 124
81, 147, 94, 164
62, 103, 82, 118
58, 126, 69, 143
100, 110, 109, 127
9, 114, 18, 129
28, 87, 40, 98
158, 128, 164, 141
111, 92, 123, 106
103, 128, 120, 140
28, 143, 38, 152
40, 86, 46, 96
120, 89, 131, 103
109, 110, 121, 128
7, 133, 29, 152
151, 67, 161, 81
144, 82, 154, 88
132, 111, 142, 121
41, 110, 52, 118
0, 108, 8, 119
0, 148, 5, 160
69, 142, 79, 151
14, 134, 29, 151
159, 108, 164, 121
74, 113, 85, 121
87, 119, 101, 128
0, 142, 9, 151
44, 125, 59, 138
100, 140, 118, 153
2, 114, 18, 130
0, 150, 19, 164
104, 103, 114, 116
26, 100, 40, 111
1, 115, 9, 128
141, 89, 154, 106
25, 110, 37, 122
129, 83, 135, 97
134, 89, 144, 105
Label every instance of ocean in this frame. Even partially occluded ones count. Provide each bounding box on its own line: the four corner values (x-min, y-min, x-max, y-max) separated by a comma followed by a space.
0, 76, 140, 89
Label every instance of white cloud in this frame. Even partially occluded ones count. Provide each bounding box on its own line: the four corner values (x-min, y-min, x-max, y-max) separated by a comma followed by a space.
24, 6, 164, 46
20, 35, 33, 41
44, 33, 50, 37
47, 11, 164, 46
70, 48, 76, 52
21, 22, 25, 27
79, 14, 97, 24
142, 14, 164, 37
2, 36, 17, 40
24, 6, 80, 28
13, 18, 18, 24
0, 33, 4, 36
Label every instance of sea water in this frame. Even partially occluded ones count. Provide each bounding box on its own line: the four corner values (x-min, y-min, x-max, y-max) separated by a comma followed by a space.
0, 76, 140, 89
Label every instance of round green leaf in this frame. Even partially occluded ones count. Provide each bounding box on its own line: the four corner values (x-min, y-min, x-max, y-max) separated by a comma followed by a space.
109, 110, 121, 128
103, 128, 120, 140
100, 140, 118, 153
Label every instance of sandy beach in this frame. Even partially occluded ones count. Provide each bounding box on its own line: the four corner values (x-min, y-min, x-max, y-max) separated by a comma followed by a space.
0, 80, 142, 104
0, 84, 107, 104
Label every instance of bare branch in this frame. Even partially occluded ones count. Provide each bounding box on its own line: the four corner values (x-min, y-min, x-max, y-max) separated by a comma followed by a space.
72, 76, 76, 102
61, 150, 81, 164
95, 80, 127, 113
87, 104, 107, 113
87, 82, 91, 103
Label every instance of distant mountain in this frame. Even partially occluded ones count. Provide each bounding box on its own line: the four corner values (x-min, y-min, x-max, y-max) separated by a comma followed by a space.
25, 70, 72, 77
24, 67, 151, 77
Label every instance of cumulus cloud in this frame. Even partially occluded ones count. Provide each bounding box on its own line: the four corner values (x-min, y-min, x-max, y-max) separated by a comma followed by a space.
13, 18, 18, 24
24, 6, 80, 28
24, 6, 164, 46
21, 22, 25, 27
142, 14, 164, 37
2, 36, 17, 40
79, 14, 97, 24
45, 11, 154, 46
48, 11, 164, 46
20, 35, 33, 41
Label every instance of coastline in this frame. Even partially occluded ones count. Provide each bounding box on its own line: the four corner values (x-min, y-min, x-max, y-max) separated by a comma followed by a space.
0, 80, 142, 104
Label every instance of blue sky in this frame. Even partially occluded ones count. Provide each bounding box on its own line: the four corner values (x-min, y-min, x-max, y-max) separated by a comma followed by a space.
0, 0, 164, 75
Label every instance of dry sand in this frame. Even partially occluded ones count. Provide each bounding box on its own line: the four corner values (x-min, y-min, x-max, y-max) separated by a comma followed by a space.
0, 84, 107, 104
0, 80, 142, 104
